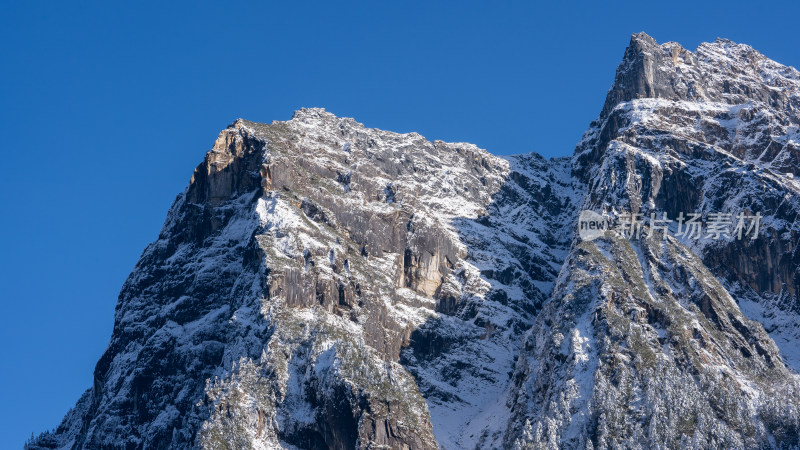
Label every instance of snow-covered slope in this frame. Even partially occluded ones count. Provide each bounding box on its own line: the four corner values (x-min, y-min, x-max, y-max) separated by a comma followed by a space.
30, 108, 581, 449
505, 33, 800, 449
31, 33, 800, 449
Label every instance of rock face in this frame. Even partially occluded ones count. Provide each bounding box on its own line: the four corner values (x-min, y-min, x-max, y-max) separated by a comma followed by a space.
31, 33, 800, 449
506, 33, 800, 449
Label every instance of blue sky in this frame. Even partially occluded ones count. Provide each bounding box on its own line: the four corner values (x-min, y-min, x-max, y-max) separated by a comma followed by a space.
1, 0, 798, 446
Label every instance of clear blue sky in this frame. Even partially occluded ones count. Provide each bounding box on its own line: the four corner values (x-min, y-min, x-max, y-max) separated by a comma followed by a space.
1, 1, 798, 446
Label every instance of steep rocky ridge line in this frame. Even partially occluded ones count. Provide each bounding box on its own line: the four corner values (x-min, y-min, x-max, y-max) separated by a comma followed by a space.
504, 33, 800, 448
30, 107, 580, 449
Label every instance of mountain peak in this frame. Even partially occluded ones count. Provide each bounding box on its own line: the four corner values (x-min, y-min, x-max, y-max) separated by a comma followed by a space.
290, 107, 345, 123
599, 32, 690, 117
629, 31, 658, 47
31, 34, 800, 450
599, 32, 800, 121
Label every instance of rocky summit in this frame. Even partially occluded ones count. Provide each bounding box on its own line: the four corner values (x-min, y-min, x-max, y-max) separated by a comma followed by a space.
31, 32, 800, 449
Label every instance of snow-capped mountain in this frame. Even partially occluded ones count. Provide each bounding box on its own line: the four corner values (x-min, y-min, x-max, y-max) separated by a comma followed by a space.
31, 32, 800, 449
